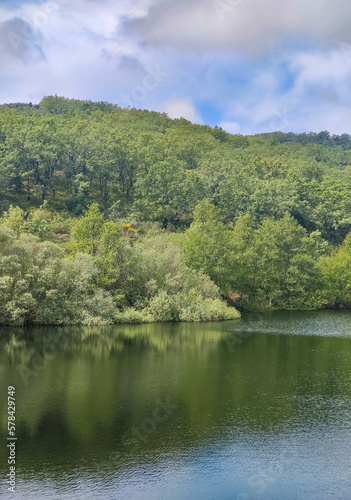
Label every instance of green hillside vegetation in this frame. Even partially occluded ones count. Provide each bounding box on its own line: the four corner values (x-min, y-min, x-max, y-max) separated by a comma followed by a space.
0, 96, 351, 325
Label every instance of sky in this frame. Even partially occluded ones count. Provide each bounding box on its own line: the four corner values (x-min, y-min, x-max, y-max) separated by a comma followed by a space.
1, 0, 351, 134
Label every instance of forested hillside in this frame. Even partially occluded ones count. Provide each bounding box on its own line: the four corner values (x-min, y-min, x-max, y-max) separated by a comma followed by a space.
0, 96, 351, 325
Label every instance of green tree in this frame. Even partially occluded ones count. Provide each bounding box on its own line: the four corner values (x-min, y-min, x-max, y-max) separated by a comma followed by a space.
183, 200, 232, 292
70, 203, 104, 255
0, 205, 26, 234
318, 234, 351, 307
251, 215, 323, 309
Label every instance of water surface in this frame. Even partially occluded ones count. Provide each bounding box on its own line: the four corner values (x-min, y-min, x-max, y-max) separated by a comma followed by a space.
1, 311, 351, 499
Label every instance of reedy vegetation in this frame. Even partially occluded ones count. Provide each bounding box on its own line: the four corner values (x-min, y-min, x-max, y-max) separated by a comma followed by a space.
0, 96, 350, 325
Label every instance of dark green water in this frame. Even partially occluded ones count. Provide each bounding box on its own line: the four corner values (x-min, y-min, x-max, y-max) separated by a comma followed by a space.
1, 311, 351, 499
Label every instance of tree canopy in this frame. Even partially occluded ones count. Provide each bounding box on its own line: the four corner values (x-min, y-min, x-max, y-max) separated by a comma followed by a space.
0, 96, 350, 324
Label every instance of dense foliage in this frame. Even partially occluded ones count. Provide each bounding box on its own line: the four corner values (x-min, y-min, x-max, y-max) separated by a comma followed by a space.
0, 96, 350, 324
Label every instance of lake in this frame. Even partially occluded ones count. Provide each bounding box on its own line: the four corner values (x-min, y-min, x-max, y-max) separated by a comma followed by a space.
1, 310, 351, 499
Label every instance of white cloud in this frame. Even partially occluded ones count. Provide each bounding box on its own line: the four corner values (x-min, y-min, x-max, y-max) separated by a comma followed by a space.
130, 0, 351, 54
1, 0, 351, 135
160, 98, 200, 122
220, 121, 241, 134
219, 47, 351, 135
291, 49, 351, 91
0, 0, 156, 103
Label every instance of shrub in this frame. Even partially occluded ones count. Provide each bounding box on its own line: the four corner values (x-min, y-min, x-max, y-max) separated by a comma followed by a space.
114, 308, 154, 324
0, 227, 117, 325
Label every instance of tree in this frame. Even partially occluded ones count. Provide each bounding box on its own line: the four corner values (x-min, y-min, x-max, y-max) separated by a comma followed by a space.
183, 200, 232, 292
318, 234, 351, 307
0, 205, 26, 234
250, 215, 322, 309
70, 203, 104, 255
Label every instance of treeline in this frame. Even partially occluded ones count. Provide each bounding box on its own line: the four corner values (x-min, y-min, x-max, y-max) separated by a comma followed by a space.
258, 131, 351, 149
0, 199, 350, 326
0, 96, 351, 325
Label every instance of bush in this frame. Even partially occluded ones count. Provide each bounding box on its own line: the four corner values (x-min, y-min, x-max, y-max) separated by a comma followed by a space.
0, 219, 241, 325
114, 308, 154, 324
179, 297, 240, 322
146, 291, 179, 321
129, 235, 241, 321
0, 227, 117, 325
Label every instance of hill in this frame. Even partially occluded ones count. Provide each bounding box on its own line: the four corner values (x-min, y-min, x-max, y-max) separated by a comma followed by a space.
0, 96, 351, 325
0, 95, 350, 242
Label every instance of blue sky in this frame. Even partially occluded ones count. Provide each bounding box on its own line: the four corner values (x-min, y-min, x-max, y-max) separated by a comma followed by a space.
1, 0, 351, 134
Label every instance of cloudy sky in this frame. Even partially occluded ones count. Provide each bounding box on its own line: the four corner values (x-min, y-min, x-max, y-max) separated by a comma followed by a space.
1, 0, 351, 134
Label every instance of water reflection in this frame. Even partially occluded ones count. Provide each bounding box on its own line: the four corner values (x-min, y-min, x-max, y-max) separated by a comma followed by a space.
0, 311, 351, 499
